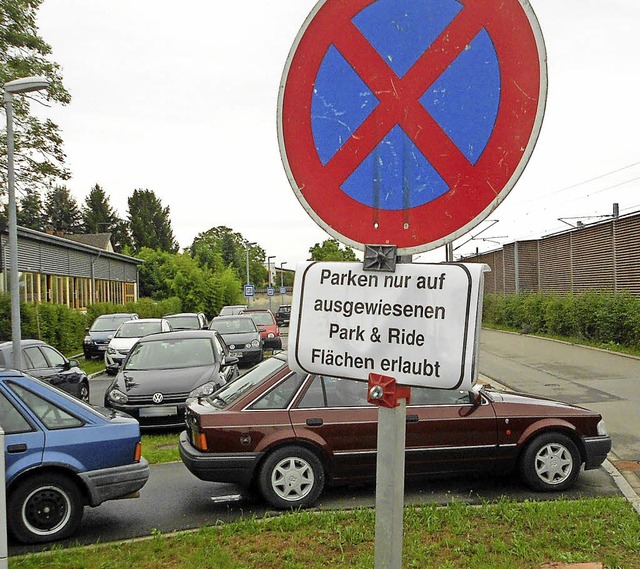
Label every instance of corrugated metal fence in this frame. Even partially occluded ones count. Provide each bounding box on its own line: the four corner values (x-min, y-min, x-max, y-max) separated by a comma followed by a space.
463, 210, 640, 297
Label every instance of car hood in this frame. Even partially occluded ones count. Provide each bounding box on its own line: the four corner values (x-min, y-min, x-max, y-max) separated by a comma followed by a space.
486, 389, 594, 414
115, 366, 220, 395
109, 337, 140, 351
87, 330, 116, 342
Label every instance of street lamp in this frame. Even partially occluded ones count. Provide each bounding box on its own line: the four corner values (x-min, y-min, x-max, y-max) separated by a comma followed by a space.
267, 255, 276, 312
4, 76, 50, 370
245, 241, 257, 305
279, 261, 288, 304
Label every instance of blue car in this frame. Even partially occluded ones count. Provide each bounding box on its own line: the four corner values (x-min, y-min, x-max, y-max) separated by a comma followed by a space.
1, 370, 149, 544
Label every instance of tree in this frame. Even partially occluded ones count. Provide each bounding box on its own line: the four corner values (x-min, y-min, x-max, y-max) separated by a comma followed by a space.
81, 184, 130, 251
308, 239, 358, 262
17, 187, 45, 230
190, 226, 268, 285
127, 189, 178, 253
0, 0, 71, 198
44, 185, 83, 233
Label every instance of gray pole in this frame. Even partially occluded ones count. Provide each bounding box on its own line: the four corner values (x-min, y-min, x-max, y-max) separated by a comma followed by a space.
4, 91, 22, 370
374, 399, 407, 569
0, 429, 6, 569
245, 242, 256, 306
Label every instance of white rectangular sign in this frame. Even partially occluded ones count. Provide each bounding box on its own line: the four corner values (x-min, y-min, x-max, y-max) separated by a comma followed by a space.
288, 262, 488, 389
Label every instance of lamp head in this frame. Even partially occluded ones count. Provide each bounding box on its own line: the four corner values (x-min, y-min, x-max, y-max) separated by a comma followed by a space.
4, 76, 50, 95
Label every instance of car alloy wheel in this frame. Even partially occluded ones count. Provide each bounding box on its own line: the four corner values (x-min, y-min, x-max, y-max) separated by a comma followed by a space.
259, 446, 325, 509
8, 473, 84, 544
79, 382, 90, 402
520, 432, 580, 492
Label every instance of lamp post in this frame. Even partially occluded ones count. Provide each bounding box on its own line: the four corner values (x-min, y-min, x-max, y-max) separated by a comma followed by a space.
279, 261, 287, 305
267, 255, 276, 312
3, 76, 50, 370
245, 241, 257, 305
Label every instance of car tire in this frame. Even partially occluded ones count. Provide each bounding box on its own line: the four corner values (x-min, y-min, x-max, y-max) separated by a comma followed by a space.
78, 381, 90, 403
258, 446, 325, 509
8, 473, 84, 544
519, 432, 581, 492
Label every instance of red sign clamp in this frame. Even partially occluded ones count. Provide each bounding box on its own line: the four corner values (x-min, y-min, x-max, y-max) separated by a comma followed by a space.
367, 373, 411, 409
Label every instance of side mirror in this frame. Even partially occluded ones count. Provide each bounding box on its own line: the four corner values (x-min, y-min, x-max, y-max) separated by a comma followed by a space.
68, 359, 80, 368
222, 356, 240, 367
85, 327, 90, 332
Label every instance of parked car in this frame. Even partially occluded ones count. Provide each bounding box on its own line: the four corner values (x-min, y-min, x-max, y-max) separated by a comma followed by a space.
105, 318, 172, 375
0, 339, 90, 402
164, 312, 208, 330
1, 370, 149, 544
275, 304, 291, 327
104, 330, 239, 429
242, 309, 282, 350
218, 305, 247, 316
209, 315, 263, 366
83, 313, 139, 359
179, 353, 611, 509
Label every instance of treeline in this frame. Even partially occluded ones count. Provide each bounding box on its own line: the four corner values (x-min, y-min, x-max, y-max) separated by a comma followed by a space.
483, 291, 640, 349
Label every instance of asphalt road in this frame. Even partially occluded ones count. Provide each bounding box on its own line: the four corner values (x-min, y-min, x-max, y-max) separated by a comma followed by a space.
9, 330, 631, 555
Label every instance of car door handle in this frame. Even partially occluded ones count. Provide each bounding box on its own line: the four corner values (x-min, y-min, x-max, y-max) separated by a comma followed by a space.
7, 443, 27, 453
406, 414, 419, 423
306, 418, 323, 427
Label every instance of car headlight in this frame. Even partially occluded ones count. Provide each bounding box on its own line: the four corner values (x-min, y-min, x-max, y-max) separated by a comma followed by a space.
189, 382, 218, 399
267, 332, 275, 338
84, 336, 93, 344
597, 419, 608, 436
108, 389, 128, 404
250, 339, 260, 348
107, 346, 117, 355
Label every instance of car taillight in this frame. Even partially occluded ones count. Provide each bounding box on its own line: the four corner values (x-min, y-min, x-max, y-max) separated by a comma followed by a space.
134, 441, 142, 462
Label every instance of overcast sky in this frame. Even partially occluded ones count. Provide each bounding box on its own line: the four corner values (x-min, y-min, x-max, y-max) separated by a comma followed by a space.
33, 0, 640, 265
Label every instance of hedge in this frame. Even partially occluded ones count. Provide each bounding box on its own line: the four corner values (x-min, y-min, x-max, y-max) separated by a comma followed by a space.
483, 291, 640, 349
0, 294, 183, 356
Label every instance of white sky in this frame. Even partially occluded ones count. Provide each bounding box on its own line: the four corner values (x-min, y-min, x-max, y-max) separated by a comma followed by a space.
33, 0, 640, 265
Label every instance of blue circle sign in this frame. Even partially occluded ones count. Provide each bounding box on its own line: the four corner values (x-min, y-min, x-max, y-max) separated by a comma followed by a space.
278, 0, 547, 253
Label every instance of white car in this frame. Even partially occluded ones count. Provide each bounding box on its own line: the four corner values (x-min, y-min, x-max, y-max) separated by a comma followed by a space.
105, 318, 172, 374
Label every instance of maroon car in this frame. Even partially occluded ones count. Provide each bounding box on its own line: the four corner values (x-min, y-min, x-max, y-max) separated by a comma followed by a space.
179, 353, 611, 509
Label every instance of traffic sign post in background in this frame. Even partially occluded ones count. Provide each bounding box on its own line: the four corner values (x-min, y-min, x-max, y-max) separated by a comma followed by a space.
279, 1, 546, 567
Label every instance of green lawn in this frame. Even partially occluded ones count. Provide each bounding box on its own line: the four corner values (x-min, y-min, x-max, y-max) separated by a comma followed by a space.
10, 497, 640, 568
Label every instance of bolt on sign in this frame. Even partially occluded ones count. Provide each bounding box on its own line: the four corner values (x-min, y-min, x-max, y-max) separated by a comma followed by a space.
289, 262, 488, 389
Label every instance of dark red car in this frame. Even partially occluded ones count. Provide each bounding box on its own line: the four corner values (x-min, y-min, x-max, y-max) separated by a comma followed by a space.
179, 353, 611, 509
242, 309, 282, 350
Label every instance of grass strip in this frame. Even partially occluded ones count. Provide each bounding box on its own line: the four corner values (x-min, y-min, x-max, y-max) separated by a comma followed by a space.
11, 497, 640, 569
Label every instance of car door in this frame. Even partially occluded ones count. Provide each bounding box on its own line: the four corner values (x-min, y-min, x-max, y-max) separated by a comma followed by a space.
24, 345, 69, 389
0, 386, 45, 483
289, 375, 378, 481
404, 387, 498, 475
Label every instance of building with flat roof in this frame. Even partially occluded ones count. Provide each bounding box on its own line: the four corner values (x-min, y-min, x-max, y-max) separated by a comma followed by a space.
0, 223, 142, 310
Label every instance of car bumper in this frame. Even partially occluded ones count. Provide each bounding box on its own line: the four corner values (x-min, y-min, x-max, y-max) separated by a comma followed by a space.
83, 343, 108, 358
263, 337, 282, 350
78, 458, 150, 506
178, 431, 262, 486
228, 347, 262, 365
582, 435, 612, 470
107, 402, 187, 429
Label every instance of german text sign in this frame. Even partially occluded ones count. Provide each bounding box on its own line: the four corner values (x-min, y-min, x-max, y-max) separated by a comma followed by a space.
289, 262, 488, 389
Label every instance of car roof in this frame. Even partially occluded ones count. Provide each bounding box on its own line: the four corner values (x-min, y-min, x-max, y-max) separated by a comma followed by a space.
123, 317, 166, 324
213, 314, 254, 321
0, 339, 47, 350
242, 309, 273, 314
165, 312, 202, 317
96, 313, 137, 318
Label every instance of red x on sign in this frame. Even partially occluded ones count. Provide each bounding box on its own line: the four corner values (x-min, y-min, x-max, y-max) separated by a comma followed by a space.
278, 0, 547, 253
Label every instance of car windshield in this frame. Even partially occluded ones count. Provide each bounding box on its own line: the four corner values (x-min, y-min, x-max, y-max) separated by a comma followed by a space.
247, 313, 274, 326
91, 316, 132, 332
210, 318, 256, 334
125, 338, 215, 370
116, 321, 162, 338
207, 357, 287, 408
165, 316, 198, 329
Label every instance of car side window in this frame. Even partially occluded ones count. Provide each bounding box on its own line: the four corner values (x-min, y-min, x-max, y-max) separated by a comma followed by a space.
211, 335, 226, 360
9, 384, 83, 430
250, 372, 306, 410
410, 387, 473, 406
299, 376, 370, 408
40, 346, 66, 367
23, 347, 48, 369
0, 391, 33, 434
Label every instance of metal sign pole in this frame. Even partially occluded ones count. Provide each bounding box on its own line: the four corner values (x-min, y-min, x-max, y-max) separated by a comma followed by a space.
373, 397, 407, 569
0, 428, 8, 569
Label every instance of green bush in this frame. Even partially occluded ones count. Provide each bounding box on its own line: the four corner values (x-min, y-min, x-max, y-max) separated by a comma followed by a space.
483, 291, 640, 350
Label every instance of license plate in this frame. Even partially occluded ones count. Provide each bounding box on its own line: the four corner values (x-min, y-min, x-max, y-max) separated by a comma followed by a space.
139, 406, 178, 418
97, 345, 106, 351
231, 352, 243, 358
